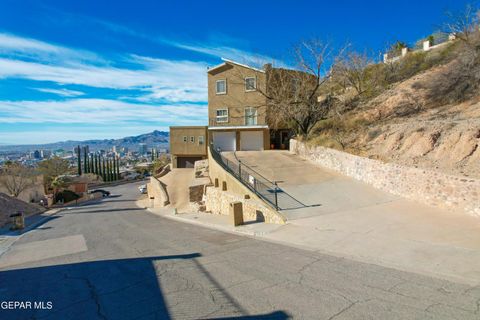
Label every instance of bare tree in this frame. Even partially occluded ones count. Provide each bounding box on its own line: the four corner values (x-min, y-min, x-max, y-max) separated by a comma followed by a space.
445, 4, 480, 44
332, 50, 377, 95
0, 163, 35, 198
262, 40, 343, 138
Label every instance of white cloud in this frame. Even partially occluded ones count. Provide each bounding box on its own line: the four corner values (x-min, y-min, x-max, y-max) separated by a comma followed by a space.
0, 32, 105, 64
0, 33, 208, 103
0, 98, 207, 124
33, 87, 85, 97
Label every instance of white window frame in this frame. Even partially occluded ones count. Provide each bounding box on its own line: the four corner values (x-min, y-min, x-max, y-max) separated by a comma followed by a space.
190, 136, 195, 143
216, 79, 227, 95
244, 107, 258, 125
183, 136, 187, 142
245, 77, 257, 92
216, 108, 229, 123
198, 136, 204, 145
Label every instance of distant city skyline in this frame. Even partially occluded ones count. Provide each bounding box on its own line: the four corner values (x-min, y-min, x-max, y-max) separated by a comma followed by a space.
0, 0, 472, 144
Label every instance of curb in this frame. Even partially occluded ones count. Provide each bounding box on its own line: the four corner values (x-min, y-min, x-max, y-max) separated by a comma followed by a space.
146, 207, 260, 237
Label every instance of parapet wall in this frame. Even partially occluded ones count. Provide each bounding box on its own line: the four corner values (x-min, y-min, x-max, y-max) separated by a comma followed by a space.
290, 139, 480, 217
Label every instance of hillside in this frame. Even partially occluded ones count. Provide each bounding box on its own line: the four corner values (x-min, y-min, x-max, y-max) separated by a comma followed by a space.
310, 40, 480, 179
0, 130, 169, 152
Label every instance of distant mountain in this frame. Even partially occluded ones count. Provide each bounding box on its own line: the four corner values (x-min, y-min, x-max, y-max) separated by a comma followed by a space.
0, 130, 169, 153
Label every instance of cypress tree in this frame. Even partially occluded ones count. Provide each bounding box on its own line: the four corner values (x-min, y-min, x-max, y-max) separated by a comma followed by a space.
94, 155, 99, 175
108, 160, 113, 182
90, 154, 94, 173
110, 159, 115, 181
116, 157, 120, 180
77, 145, 82, 176
102, 158, 107, 182
83, 147, 88, 174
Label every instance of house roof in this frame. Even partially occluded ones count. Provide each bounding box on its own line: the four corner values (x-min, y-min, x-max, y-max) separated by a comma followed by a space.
207, 58, 266, 74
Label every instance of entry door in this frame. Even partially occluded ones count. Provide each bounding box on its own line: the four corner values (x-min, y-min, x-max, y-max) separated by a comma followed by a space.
212, 131, 236, 151
240, 131, 264, 151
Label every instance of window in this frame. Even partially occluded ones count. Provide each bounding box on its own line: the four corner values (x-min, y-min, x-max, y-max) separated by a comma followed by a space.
183, 136, 187, 142
245, 77, 256, 91
198, 136, 204, 145
216, 80, 226, 94
245, 107, 257, 125
216, 109, 228, 123
190, 136, 195, 143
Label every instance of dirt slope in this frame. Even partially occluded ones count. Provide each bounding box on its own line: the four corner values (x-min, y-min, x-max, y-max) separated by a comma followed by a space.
330, 63, 480, 178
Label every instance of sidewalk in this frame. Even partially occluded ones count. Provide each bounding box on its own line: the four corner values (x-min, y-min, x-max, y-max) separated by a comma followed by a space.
143, 201, 480, 286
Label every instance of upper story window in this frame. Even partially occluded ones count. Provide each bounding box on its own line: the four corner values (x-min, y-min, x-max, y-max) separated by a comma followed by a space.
216, 79, 227, 94
245, 77, 256, 91
216, 109, 228, 123
183, 136, 187, 142
198, 136, 204, 145
245, 107, 257, 125
190, 136, 195, 143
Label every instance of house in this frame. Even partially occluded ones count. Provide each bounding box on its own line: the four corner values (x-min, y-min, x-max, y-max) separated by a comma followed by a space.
207, 59, 271, 151
169, 58, 294, 167
170, 126, 208, 168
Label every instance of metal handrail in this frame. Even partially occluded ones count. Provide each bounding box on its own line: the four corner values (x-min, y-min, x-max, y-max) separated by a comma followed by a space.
233, 151, 276, 185
210, 143, 307, 211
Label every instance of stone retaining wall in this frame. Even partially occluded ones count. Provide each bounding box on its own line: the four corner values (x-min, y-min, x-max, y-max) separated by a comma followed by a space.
290, 139, 480, 217
206, 148, 286, 224
205, 186, 285, 224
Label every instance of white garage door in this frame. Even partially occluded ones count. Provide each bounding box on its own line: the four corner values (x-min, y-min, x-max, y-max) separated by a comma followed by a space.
212, 131, 236, 151
240, 131, 264, 151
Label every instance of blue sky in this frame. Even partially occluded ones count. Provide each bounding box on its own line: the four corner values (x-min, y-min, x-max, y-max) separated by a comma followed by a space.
0, 0, 471, 144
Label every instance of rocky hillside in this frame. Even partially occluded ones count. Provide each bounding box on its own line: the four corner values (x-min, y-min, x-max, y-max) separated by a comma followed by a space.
360, 65, 479, 178
312, 45, 480, 179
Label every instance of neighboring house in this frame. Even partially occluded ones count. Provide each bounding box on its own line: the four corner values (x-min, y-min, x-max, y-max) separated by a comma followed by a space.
170, 126, 208, 168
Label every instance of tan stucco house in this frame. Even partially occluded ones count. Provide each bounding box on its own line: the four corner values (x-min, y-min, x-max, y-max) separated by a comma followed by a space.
170, 58, 293, 167
207, 59, 271, 151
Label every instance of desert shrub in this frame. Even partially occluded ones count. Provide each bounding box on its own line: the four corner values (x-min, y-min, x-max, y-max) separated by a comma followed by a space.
425, 38, 480, 104
367, 128, 383, 141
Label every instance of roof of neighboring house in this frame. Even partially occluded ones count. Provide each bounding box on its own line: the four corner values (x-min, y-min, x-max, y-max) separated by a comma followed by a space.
0, 192, 46, 227
208, 58, 266, 74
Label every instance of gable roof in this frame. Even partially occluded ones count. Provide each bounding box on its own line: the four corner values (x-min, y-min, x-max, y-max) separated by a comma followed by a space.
207, 58, 266, 74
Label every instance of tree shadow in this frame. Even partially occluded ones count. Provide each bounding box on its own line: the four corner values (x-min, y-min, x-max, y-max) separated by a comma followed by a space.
0, 254, 290, 320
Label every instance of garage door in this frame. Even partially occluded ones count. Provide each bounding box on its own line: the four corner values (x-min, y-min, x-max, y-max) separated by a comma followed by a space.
177, 157, 202, 168
240, 131, 264, 151
212, 131, 236, 151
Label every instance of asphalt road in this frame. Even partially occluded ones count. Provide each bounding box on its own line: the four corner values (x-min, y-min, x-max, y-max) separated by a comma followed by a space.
0, 182, 479, 320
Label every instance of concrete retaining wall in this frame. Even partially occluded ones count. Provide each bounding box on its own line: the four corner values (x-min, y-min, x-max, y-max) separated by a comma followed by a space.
290, 139, 480, 217
206, 148, 286, 224
147, 176, 170, 207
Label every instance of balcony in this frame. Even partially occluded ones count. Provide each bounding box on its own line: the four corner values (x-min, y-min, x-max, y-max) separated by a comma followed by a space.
208, 117, 268, 129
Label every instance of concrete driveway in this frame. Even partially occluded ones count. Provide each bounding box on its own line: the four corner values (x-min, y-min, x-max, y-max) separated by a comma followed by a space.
227, 151, 480, 284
